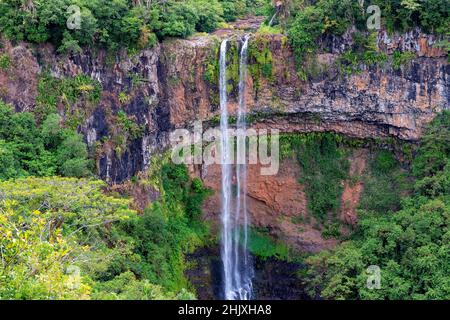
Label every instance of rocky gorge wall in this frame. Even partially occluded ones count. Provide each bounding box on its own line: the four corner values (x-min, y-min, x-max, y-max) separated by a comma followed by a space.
0, 26, 448, 184
0, 25, 448, 251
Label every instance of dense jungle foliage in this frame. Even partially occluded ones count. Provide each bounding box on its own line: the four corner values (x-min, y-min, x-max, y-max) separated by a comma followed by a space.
0, 161, 212, 299
304, 111, 450, 300
0, 0, 270, 52
0, 97, 212, 299
0, 100, 92, 179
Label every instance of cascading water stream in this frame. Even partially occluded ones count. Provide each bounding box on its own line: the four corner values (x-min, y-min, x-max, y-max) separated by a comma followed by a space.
220, 36, 253, 301
235, 35, 253, 300
219, 39, 233, 300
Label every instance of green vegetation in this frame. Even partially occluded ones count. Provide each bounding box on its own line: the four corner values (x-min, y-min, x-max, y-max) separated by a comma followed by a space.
203, 36, 275, 103
116, 110, 144, 140
0, 0, 267, 53
0, 177, 135, 299
321, 222, 342, 240
220, 0, 268, 22
110, 110, 145, 156
436, 34, 450, 62
118, 91, 131, 105
117, 163, 212, 292
0, 100, 91, 179
0, 53, 11, 70
247, 228, 301, 263
392, 50, 416, 70
286, 0, 448, 74
325, 30, 416, 77
0, 161, 211, 299
0, 0, 448, 301
412, 110, 450, 180
225, 41, 241, 95
335, 32, 388, 76
374, 0, 449, 34
248, 36, 274, 90
305, 111, 450, 300
287, 0, 364, 69
359, 150, 410, 213
204, 44, 220, 85
280, 133, 350, 222
35, 73, 102, 127
256, 24, 283, 35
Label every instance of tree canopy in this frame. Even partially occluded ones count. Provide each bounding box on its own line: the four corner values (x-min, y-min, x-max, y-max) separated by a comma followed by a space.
0, 100, 91, 179
0, 0, 269, 53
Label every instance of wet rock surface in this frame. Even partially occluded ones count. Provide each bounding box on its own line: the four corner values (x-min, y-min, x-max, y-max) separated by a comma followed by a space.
185, 246, 310, 300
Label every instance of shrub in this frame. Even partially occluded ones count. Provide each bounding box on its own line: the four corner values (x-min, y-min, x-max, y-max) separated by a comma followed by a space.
288, 6, 325, 68
296, 134, 349, 221
359, 150, 409, 213
392, 50, 416, 70
157, 2, 199, 38
247, 229, 294, 262
189, 0, 224, 33
413, 111, 450, 178
372, 0, 449, 34
287, 0, 448, 74
0, 140, 21, 179
0, 100, 92, 179
0, 0, 264, 51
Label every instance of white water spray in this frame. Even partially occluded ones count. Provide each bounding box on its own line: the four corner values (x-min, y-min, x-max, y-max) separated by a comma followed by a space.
219, 39, 233, 300
220, 36, 253, 300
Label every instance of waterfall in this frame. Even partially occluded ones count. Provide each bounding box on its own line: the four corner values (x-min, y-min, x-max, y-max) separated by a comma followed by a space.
220, 36, 253, 301
235, 35, 253, 300
219, 38, 233, 300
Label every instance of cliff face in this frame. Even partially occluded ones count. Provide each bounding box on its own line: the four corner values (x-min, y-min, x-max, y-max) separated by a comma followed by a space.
0, 27, 447, 183
161, 27, 448, 139
0, 25, 448, 251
